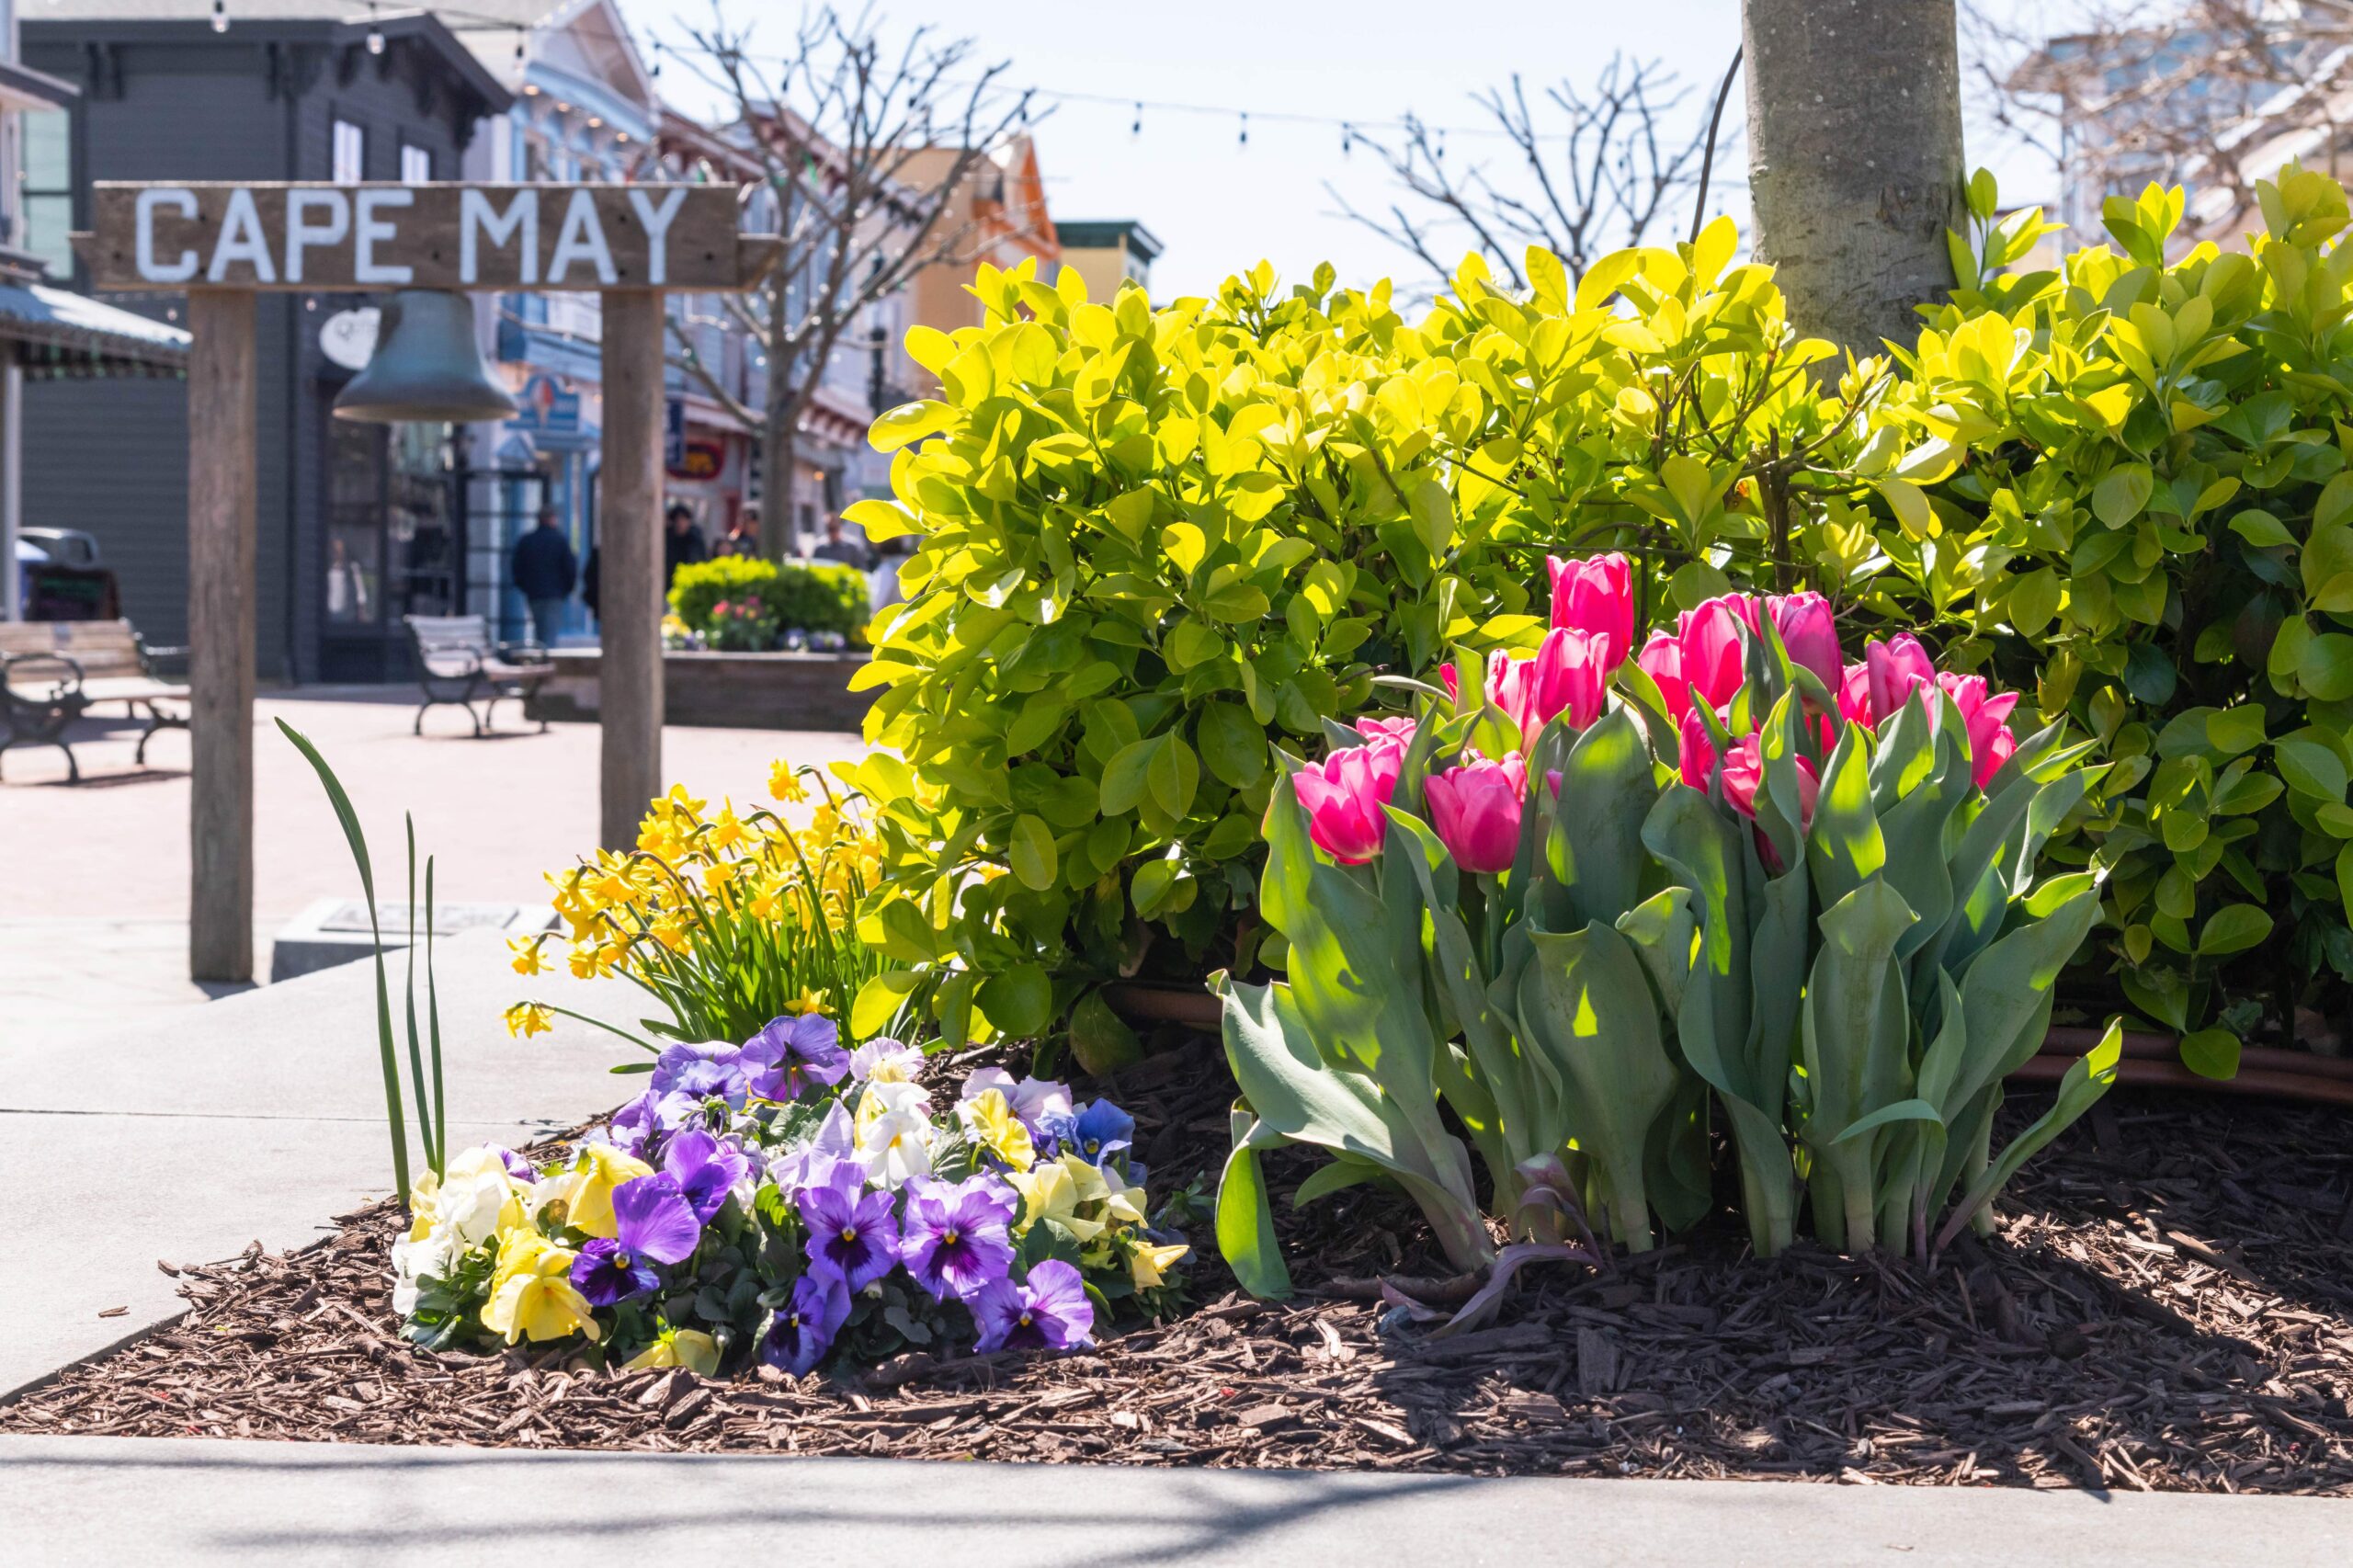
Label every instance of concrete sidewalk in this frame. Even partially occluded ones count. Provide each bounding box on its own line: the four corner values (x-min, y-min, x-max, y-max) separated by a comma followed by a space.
0, 930, 646, 1397
1, 1437, 2347, 1566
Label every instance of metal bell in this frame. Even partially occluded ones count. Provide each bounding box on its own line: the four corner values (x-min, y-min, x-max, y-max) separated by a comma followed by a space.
332, 290, 518, 424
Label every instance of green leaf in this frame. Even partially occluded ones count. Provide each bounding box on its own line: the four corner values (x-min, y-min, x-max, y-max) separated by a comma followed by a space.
1196, 700, 1267, 789
1291, 1157, 1398, 1207
2302, 632, 2353, 701
2277, 735, 2348, 801
1008, 812, 1058, 892
2196, 903, 2272, 957
2229, 509, 2294, 548
870, 399, 958, 452
1215, 1113, 1292, 1300
2204, 704, 2266, 756
1147, 734, 1201, 820
975, 964, 1052, 1037
852, 971, 922, 1036
1068, 989, 1144, 1074
2178, 1028, 2242, 1081
2092, 465, 2154, 527
1098, 736, 1161, 816
1936, 1021, 2121, 1254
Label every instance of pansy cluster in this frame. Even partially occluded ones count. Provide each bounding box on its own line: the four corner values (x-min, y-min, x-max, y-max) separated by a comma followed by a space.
392, 1013, 1190, 1377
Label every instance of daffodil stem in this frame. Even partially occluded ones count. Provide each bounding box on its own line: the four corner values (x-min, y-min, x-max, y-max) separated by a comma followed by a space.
519, 1000, 662, 1053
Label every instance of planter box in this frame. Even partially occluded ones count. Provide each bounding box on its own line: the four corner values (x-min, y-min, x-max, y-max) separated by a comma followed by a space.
528, 649, 877, 733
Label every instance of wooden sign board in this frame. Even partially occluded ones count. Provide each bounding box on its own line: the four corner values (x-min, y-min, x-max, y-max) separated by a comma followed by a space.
75, 183, 766, 292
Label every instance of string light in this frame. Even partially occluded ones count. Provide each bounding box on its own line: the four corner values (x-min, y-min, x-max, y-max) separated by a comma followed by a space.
651, 38, 662, 79
1131, 100, 1142, 136
1341, 121, 1352, 156
365, 3, 384, 55
1238, 111, 1248, 150
210, 0, 227, 33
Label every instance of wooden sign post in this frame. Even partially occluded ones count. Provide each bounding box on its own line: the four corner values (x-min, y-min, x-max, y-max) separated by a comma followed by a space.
78, 182, 775, 982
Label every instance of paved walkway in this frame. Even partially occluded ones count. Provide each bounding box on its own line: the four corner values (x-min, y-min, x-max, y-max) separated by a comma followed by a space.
1, 1437, 2347, 1565
0, 689, 863, 1035
0, 930, 644, 1396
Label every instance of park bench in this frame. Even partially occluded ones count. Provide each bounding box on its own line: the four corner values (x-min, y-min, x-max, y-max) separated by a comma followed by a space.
0, 617, 189, 782
403, 614, 551, 737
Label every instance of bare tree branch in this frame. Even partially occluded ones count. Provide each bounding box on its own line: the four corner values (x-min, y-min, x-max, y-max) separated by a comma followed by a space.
1331, 52, 1736, 290
657, 3, 1040, 557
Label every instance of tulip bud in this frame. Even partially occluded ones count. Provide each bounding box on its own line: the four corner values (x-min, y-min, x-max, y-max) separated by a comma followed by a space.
1545, 552, 1634, 670
1765, 590, 1841, 697
1290, 741, 1404, 865
1424, 752, 1528, 874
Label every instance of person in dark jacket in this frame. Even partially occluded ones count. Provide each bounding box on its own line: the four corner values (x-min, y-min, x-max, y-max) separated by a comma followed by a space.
510, 508, 578, 648
664, 502, 708, 586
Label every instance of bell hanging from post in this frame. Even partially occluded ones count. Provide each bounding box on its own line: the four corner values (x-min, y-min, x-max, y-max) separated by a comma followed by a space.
332, 290, 518, 424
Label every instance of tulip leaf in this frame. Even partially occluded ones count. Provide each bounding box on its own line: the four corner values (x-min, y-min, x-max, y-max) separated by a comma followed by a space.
1936, 1021, 2122, 1254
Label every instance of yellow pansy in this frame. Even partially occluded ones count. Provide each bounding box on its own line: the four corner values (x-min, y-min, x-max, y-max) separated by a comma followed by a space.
531, 1143, 654, 1239
624, 1327, 720, 1376
1129, 1239, 1191, 1290
482, 1231, 599, 1345
957, 1089, 1036, 1173
503, 1002, 553, 1039
1059, 1153, 1148, 1227
1006, 1160, 1104, 1243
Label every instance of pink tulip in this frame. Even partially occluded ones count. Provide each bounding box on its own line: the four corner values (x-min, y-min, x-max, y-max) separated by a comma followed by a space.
1677, 594, 1759, 714
1526, 628, 1609, 733
1861, 634, 1937, 728
1837, 662, 1874, 732
1718, 732, 1821, 830
1766, 591, 1841, 697
1546, 552, 1634, 670
1936, 672, 2020, 786
1356, 715, 1418, 747
1678, 709, 1717, 794
1291, 741, 1404, 865
1637, 630, 1690, 722
1425, 752, 1528, 874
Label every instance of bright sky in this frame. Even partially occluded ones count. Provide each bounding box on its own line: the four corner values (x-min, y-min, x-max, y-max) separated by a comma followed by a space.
636, 0, 2078, 301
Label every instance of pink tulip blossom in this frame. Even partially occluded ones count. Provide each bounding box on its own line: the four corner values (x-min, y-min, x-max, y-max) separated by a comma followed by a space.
1677, 594, 1760, 715
1291, 741, 1404, 865
1936, 672, 2020, 786
1677, 709, 1717, 793
1637, 630, 1690, 722
1717, 733, 1821, 830
1449, 631, 1609, 741
1860, 633, 1937, 728
1425, 752, 1529, 874
1765, 591, 1841, 697
1355, 715, 1417, 747
1546, 552, 1634, 670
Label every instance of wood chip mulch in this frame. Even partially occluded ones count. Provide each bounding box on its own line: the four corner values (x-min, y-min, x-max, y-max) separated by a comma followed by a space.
6, 1044, 2353, 1492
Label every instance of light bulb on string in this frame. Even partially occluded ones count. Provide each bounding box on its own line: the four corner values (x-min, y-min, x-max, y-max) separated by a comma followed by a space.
651, 39, 662, 79
1131, 101, 1142, 136
1436, 128, 1446, 162
365, 4, 384, 55
1238, 111, 1248, 150
1341, 121, 1352, 157
210, 0, 227, 33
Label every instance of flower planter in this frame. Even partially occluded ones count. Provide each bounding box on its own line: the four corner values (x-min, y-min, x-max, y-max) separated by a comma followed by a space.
527, 648, 876, 733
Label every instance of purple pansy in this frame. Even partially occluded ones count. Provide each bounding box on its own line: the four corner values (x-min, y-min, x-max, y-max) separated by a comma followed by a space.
971, 1259, 1094, 1353
742, 1014, 849, 1102
897, 1175, 1017, 1301
798, 1175, 899, 1292
651, 1040, 746, 1104
761, 1272, 849, 1377
608, 1086, 701, 1157
486, 1144, 536, 1183
663, 1128, 750, 1222
767, 1101, 855, 1194
568, 1174, 703, 1306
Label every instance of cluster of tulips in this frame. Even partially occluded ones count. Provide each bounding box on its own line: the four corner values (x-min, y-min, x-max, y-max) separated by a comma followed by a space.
1217, 547, 2108, 1287
1292, 553, 2020, 876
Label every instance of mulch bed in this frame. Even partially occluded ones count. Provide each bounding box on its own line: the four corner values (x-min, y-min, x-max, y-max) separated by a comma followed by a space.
8, 1040, 2353, 1493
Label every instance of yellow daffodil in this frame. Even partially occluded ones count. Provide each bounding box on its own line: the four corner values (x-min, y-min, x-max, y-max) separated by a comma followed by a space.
507, 936, 548, 976
503, 1002, 553, 1039
770, 761, 810, 803
624, 1326, 720, 1376
785, 986, 829, 1017
658, 782, 707, 819
1129, 1238, 1192, 1290
531, 1143, 653, 1238
482, 1231, 599, 1345
1006, 1159, 1104, 1243
710, 803, 749, 852
957, 1089, 1036, 1172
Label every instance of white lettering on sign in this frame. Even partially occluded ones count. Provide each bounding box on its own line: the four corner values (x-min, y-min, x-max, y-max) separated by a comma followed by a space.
283, 189, 348, 283
135, 188, 199, 283
547, 189, 617, 286
459, 188, 537, 286
354, 188, 415, 284
628, 187, 688, 286
206, 188, 276, 284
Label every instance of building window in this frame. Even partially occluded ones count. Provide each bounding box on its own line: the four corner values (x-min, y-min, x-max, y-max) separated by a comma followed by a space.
332, 119, 365, 185
20, 110, 74, 280
400, 143, 433, 184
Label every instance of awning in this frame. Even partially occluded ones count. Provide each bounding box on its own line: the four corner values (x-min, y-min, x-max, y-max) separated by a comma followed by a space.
0, 281, 189, 377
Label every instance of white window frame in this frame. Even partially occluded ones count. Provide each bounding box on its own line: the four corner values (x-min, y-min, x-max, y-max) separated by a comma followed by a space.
399, 143, 432, 185
332, 119, 365, 186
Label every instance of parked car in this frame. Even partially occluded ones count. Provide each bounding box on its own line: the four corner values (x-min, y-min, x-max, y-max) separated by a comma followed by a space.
19, 528, 102, 568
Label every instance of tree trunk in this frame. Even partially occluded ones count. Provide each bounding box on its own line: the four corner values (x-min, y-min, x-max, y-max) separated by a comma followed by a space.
1743, 0, 1965, 358
762, 408, 797, 561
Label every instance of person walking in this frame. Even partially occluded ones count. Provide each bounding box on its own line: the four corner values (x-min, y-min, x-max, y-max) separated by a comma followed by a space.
811, 514, 873, 572
664, 501, 709, 586
510, 507, 577, 648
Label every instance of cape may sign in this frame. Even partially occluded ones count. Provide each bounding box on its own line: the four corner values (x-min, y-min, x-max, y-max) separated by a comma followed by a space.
78, 182, 760, 291
86, 181, 770, 984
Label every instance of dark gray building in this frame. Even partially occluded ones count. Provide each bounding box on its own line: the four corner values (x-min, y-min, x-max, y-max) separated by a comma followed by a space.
22, 2, 510, 680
